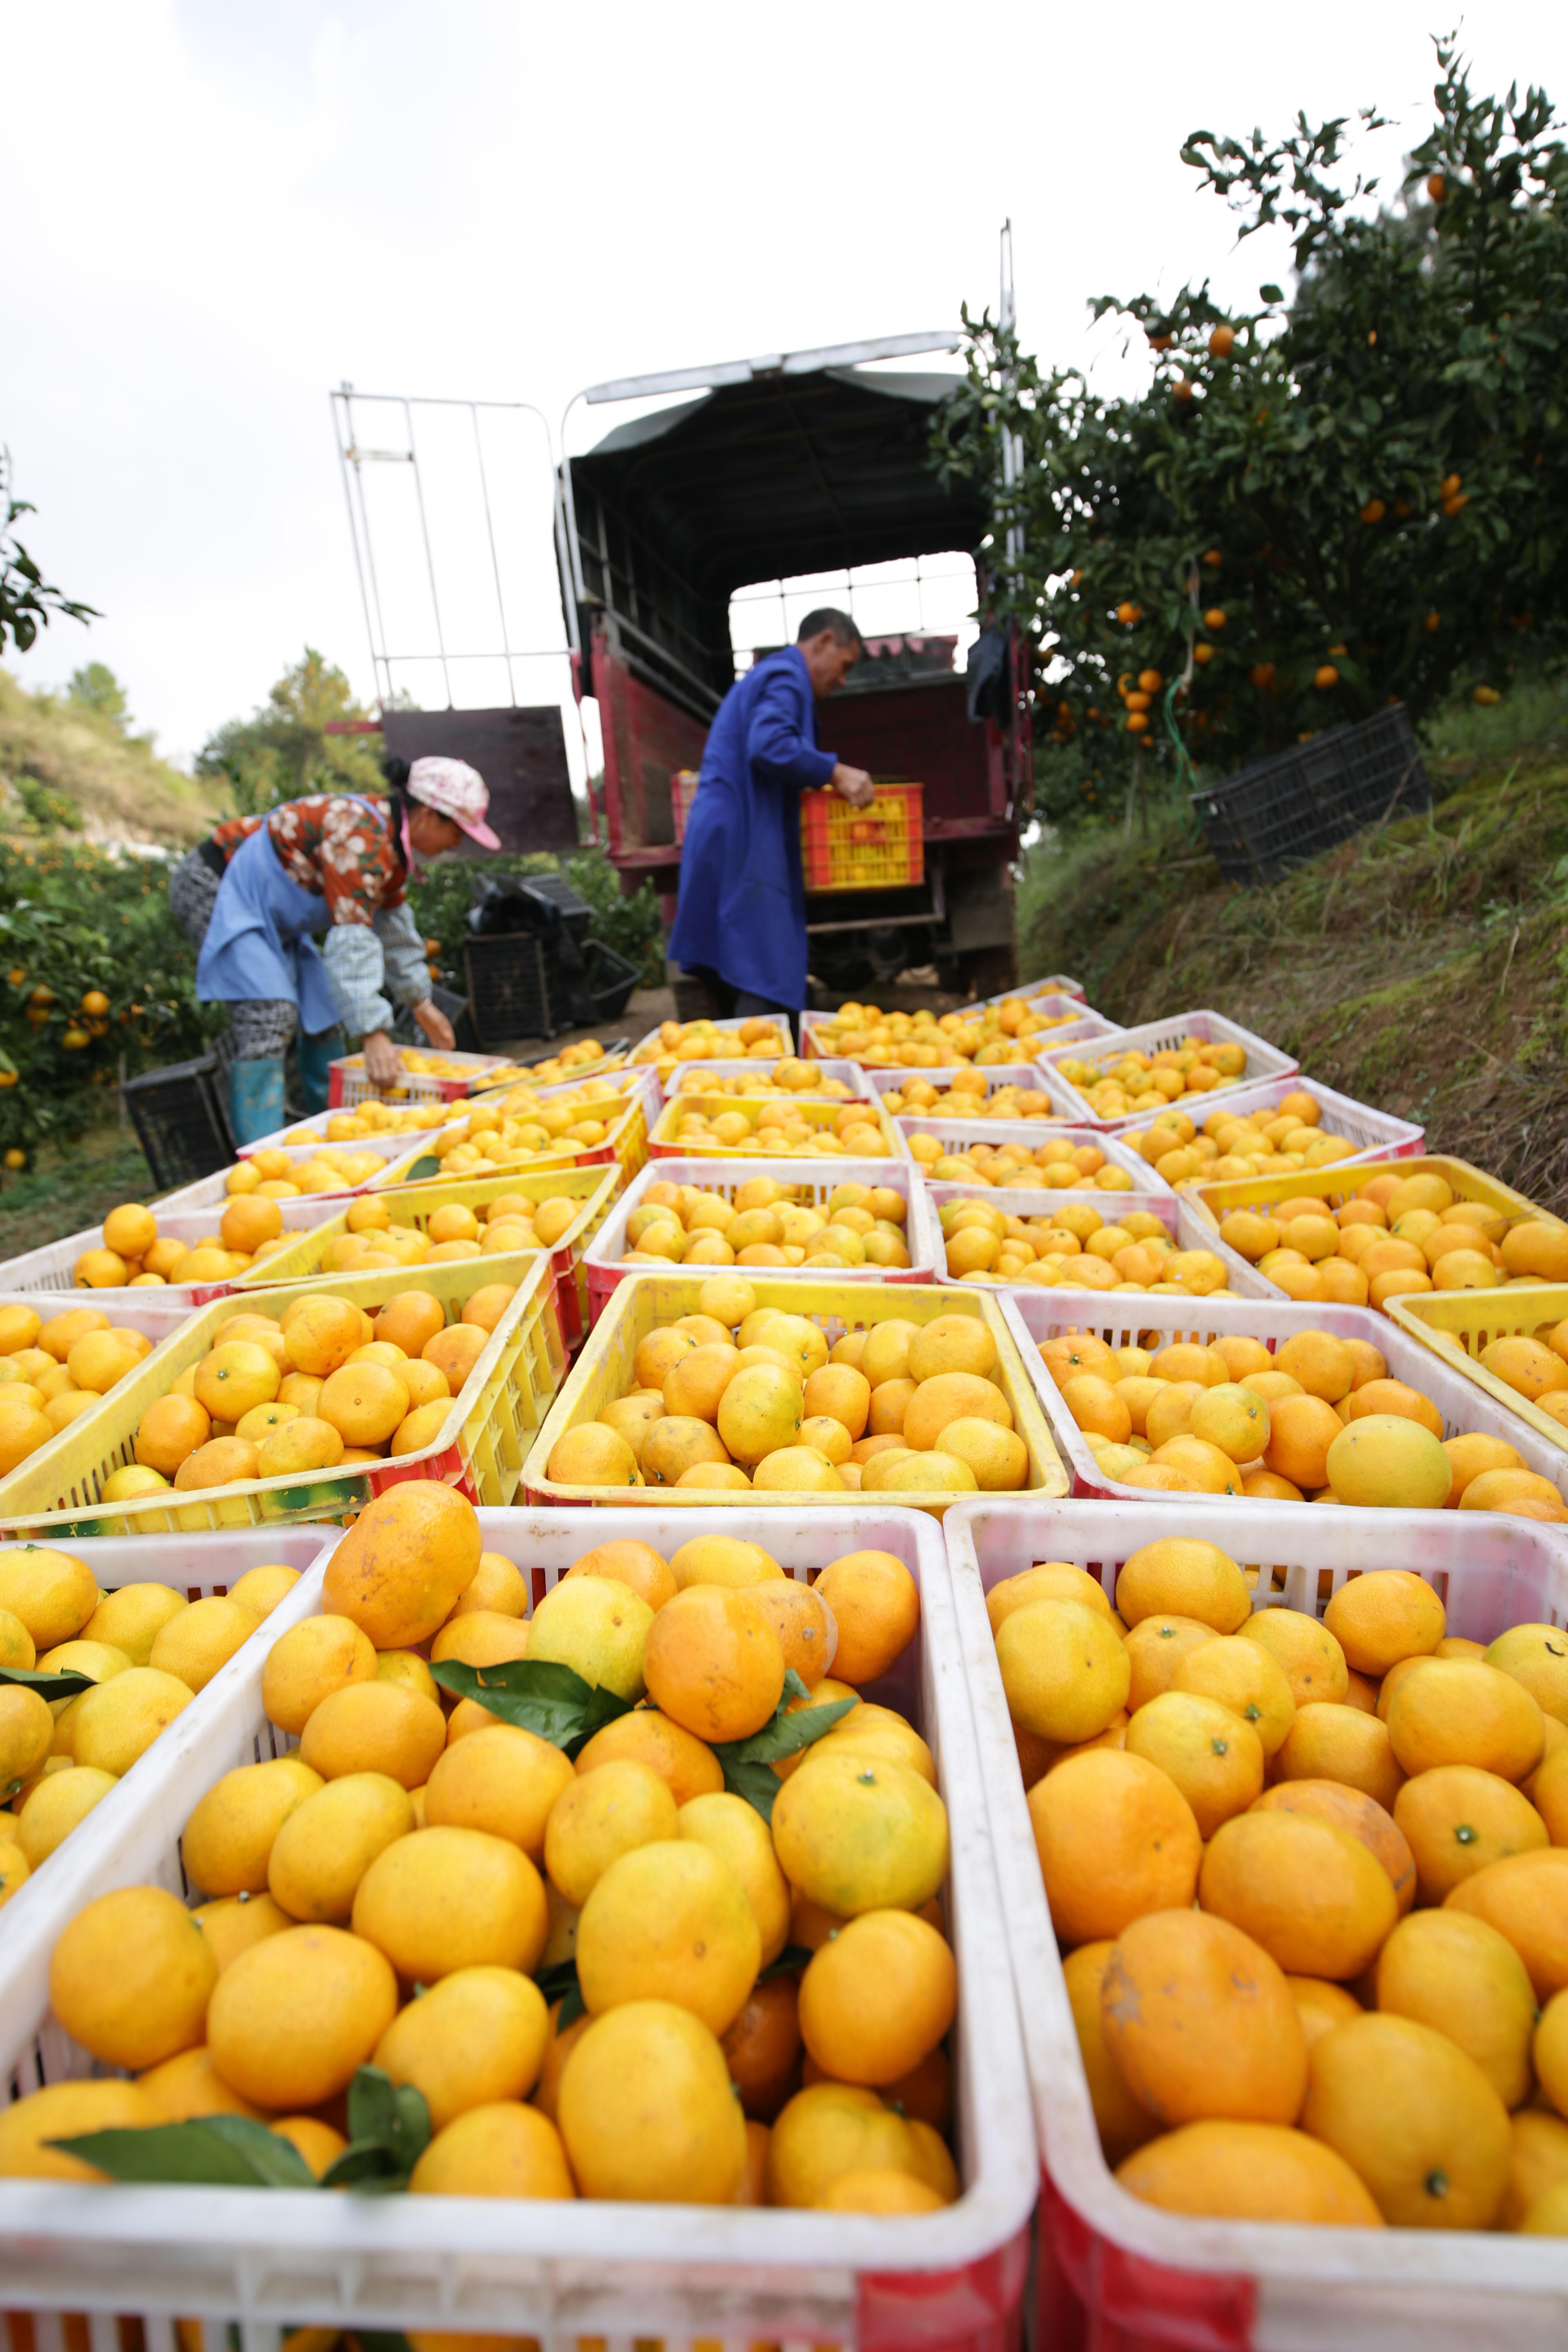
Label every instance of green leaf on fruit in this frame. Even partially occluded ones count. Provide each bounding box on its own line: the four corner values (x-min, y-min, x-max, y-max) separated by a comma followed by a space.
533, 1956, 585, 2026
0, 1664, 94, 1697
50, 2114, 318, 2189
758, 1942, 814, 1982
428, 1656, 633, 1757
709, 1689, 858, 1819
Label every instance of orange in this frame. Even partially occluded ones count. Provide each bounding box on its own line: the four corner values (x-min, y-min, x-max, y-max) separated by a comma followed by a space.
461, 1283, 518, 1334
318, 1361, 411, 1447
103, 1203, 158, 1259
1375, 1907, 1536, 2108
134, 1392, 212, 1476
642, 1586, 785, 1743
283, 1296, 365, 1377
65, 1329, 143, 1393
1345, 1379, 1443, 1436
1501, 1223, 1568, 1282
1028, 1749, 1201, 1946
1302, 2011, 1510, 2228
1241, 1608, 1349, 1706
207, 1922, 398, 2109
1123, 1615, 1221, 1711
1488, 1624, 1568, 1723
1273, 1705, 1403, 1811
1326, 1418, 1453, 1509
194, 1342, 279, 1421
1171, 1636, 1295, 1757
564, 1539, 676, 1613
1263, 1394, 1344, 1491
747, 1578, 837, 1687
322, 1479, 482, 1648
1274, 1331, 1355, 1402
1323, 1570, 1445, 1676
298, 1681, 448, 1789
1396, 1766, 1550, 1902
1125, 1691, 1263, 1837
813, 1549, 920, 1685
997, 1599, 1130, 1745
173, 1435, 260, 1491
1252, 1781, 1416, 1914
575, 1838, 760, 2034
220, 1196, 283, 1255
1448, 1852, 1568, 1999
1199, 1810, 1397, 1979
797, 1909, 956, 2087
1114, 1538, 1249, 1634
1116, 2119, 1383, 2226
988, 1563, 1113, 1633
1287, 1976, 1365, 2050
722, 1975, 804, 2122
1386, 1659, 1545, 1780
557, 1998, 747, 2205
1503, 2108, 1568, 2228
1461, 1468, 1568, 1516
1481, 1335, 1568, 1401
1101, 1910, 1307, 2126
574, 1710, 724, 1805
1062, 1942, 1160, 2167
376, 1292, 448, 1357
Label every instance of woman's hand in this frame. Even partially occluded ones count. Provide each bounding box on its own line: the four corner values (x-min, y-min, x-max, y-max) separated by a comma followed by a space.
414, 1000, 456, 1051
362, 1029, 403, 1089
830, 763, 875, 809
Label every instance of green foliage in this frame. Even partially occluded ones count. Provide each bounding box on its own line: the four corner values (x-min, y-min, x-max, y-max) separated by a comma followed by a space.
934, 41, 1568, 815
196, 648, 385, 816
67, 664, 128, 726
0, 451, 96, 657
408, 848, 664, 997
15, 777, 83, 833
0, 666, 224, 847
0, 841, 218, 1163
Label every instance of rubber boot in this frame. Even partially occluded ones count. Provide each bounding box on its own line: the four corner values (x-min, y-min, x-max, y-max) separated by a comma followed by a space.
229, 1056, 286, 1147
296, 1027, 345, 1116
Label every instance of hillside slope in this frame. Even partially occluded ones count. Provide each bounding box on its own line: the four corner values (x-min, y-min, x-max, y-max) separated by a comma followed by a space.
1020, 737, 1568, 1214
0, 668, 227, 846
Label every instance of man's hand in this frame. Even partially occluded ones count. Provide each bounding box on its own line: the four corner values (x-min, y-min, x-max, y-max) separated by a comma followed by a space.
362, 1029, 403, 1089
830, 763, 875, 809
414, 1000, 456, 1051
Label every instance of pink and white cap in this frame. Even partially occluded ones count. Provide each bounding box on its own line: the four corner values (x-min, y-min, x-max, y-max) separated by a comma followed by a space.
408, 756, 500, 849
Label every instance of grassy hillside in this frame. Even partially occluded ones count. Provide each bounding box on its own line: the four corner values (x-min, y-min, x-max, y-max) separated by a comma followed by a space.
0, 668, 227, 846
1019, 714, 1568, 1214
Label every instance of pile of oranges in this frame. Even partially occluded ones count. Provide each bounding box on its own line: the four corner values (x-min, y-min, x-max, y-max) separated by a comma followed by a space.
491, 1038, 623, 1087
2, 1486, 964, 2217
904, 1131, 1136, 1192
1213, 1169, 1568, 1313
939, 1199, 1232, 1298
615, 1176, 912, 1273
631, 1018, 790, 1066
808, 999, 1079, 1069
998, 1540, 1568, 2232
0, 1545, 301, 1892
0, 1301, 158, 1475
1053, 1038, 1251, 1119
315, 1187, 577, 1277
425, 1081, 640, 1172
659, 1098, 895, 1160
1039, 1323, 1565, 1514
875, 1075, 1058, 1120
109, 1283, 517, 1516
71, 1199, 297, 1292
547, 1286, 1029, 1497
668, 1061, 859, 1100
1120, 1089, 1359, 1184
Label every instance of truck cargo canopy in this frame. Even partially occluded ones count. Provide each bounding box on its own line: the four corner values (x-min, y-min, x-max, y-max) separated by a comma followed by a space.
561, 365, 987, 715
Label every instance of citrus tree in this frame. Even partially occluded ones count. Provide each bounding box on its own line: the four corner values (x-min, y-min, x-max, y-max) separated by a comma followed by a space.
0, 450, 96, 657
934, 42, 1568, 819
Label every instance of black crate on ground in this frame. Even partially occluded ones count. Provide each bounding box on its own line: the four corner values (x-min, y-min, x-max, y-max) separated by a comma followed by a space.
120, 1057, 233, 1192
464, 937, 642, 1047
1192, 703, 1431, 886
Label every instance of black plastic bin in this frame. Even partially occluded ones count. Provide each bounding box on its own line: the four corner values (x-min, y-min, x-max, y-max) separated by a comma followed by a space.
463, 935, 640, 1048
120, 1056, 234, 1193
1192, 703, 1431, 887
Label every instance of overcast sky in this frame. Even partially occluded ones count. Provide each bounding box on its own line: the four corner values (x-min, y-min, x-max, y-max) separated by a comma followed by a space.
5, 2, 1566, 780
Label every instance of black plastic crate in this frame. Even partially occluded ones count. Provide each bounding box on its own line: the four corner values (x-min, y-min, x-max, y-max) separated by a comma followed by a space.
120, 1056, 233, 1193
391, 983, 480, 1054
1192, 703, 1431, 887
464, 936, 641, 1047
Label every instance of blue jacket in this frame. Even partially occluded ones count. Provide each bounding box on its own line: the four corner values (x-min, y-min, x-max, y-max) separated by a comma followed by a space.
668, 646, 837, 1010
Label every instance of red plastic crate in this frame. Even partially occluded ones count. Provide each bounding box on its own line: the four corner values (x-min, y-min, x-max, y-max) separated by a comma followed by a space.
801, 783, 924, 890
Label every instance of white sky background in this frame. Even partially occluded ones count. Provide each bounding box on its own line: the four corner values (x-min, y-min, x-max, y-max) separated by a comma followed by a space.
4, 1, 1568, 786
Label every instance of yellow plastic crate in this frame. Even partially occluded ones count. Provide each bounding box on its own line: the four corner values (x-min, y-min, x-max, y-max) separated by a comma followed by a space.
523, 1271, 1066, 1515
1183, 1153, 1564, 1234
650, 1090, 905, 1160
238, 1164, 621, 1345
1390, 1284, 1568, 1454
0, 1255, 568, 1541
375, 1074, 653, 1189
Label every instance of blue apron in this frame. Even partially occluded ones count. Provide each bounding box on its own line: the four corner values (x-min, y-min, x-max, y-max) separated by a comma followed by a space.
195, 819, 341, 1035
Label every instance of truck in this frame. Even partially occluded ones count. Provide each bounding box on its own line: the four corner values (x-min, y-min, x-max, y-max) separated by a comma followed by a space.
552, 334, 1029, 1005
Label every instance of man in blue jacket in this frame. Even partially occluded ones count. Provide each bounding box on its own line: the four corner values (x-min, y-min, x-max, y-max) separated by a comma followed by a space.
669, 608, 873, 1021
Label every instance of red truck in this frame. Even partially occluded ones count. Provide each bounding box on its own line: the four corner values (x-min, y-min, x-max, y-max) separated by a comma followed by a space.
554, 335, 1028, 1004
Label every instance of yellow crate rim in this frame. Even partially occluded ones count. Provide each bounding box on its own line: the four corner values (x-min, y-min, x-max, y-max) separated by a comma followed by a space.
524, 1271, 1067, 1514
1390, 1284, 1568, 1455
0, 1254, 567, 1540
365, 1091, 648, 1188
651, 1091, 904, 1160
239, 1163, 622, 1296
1182, 1153, 1564, 1235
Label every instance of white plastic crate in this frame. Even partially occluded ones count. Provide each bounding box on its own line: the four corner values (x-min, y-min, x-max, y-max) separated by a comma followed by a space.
1001, 1285, 1568, 1504
960, 974, 1088, 1009
155, 1131, 431, 1212
330, 1045, 511, 1109
1096, 1071, 1426, 1158
584, 1152, 940, 1321
0, 1525, 335, 1971
923, 1184, 1281, 1302
630, 1013, 796, 1065
945, 1493, 1568, 2352
864, 1063, 1062, 1114
1038, 1009, 1300, 1124
0, 1504, 1036, 2352
0, 1196, 345, 1307
659, 1056, 875, 1102
900, 1115, 1174, 1192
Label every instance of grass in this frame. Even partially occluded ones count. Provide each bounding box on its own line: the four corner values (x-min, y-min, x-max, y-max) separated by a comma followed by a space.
0, 1121, 153, 1256
1018, 710, 1568, 1212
